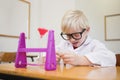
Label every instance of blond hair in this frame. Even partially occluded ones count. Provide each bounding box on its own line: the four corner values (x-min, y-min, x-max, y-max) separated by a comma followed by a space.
61, 10, 89, 33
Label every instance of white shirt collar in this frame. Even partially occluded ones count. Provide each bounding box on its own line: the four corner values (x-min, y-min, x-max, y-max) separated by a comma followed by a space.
82, 36, 92, 46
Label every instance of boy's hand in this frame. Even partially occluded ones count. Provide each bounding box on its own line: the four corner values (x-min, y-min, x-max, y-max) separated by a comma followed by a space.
56, 49, 92, 66
41, 54, 61, 64
56, 49, 65, 63
56, 54, 61, 62
60, 52, 81, 65
60, 52, 92, 66
56, 50, 78, 65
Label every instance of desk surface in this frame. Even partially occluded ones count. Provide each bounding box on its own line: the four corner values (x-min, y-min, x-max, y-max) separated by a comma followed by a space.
0, 63, 120, 80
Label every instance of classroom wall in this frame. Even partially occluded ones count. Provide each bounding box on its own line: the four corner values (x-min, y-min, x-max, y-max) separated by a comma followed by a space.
0, 0, 120, 53
75, 0, 120, 53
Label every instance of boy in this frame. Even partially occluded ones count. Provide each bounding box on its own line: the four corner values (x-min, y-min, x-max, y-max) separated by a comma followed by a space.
56, 10, 116, 67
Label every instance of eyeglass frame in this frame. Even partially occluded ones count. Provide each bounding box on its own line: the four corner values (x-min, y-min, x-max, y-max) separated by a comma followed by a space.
60, 29, 86, 40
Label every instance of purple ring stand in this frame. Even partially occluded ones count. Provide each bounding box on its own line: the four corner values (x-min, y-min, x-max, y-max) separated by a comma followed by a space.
15, 30, 56, 71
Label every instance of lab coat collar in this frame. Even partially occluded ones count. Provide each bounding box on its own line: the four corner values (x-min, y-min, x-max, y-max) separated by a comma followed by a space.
83, 36, 92, 46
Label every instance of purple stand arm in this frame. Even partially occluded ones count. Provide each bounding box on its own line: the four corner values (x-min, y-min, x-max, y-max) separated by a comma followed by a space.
15, 33, 27, 68
45, 30, 56, 70
15, 30, 56, 71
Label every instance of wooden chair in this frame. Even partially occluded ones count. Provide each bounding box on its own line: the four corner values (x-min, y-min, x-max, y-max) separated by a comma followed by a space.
0, 52, 16, 63
116, 54, 120, 66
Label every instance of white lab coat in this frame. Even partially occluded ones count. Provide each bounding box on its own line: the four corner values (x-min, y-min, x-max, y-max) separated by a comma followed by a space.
56, 36, 116, 67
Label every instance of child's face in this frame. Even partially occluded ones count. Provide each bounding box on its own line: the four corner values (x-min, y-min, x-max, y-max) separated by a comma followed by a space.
66, 28, 89, 48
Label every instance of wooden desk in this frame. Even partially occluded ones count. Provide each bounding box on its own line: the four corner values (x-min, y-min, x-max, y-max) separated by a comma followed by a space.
0, 63, 120, 80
